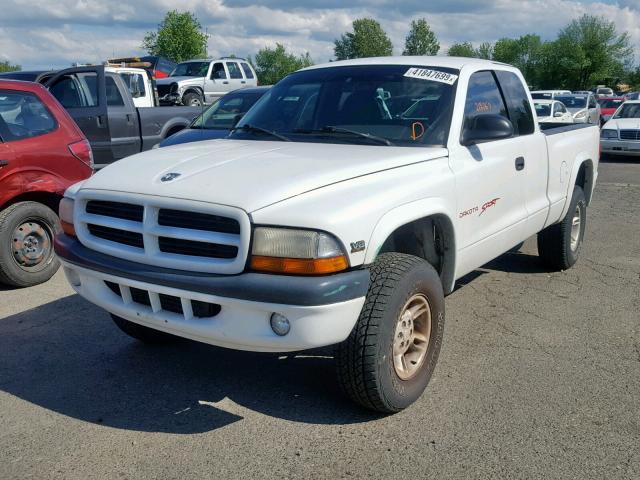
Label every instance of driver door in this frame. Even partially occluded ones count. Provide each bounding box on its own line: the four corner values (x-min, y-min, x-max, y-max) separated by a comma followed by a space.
449, 70, 528, 276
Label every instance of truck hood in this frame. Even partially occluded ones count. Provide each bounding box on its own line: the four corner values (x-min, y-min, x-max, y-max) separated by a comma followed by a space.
80, 139, 448, 213
603, 117, 640, 130
156, 76, 204, 86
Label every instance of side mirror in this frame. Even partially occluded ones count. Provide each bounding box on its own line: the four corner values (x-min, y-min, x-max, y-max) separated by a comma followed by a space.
461, 114, 514, 146
554, 111, 563, 118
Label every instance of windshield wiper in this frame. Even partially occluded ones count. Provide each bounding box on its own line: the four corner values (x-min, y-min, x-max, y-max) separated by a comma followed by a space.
231, 124, 291, 142
298, 126, 394, 146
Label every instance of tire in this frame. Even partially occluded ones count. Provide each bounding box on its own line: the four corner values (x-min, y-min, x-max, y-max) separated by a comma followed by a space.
111, 314, 179, 344
335, 253, 445, 413
0, 201, 61, 287
537, 185, 586, 271
182, 92, 203, 107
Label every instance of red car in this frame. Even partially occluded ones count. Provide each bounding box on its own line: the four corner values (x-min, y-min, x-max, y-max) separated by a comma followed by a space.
597, 97, 625, 124
0, 80, 92, 287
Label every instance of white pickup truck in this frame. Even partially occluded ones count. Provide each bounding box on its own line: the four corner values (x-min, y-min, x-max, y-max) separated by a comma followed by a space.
54, 57, 599, 413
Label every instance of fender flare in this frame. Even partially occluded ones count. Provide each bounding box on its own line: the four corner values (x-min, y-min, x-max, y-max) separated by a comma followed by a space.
181, 86, 204, 100
159, 118, 191, 139
365, 197, 457, 294
560, 156, 595, 220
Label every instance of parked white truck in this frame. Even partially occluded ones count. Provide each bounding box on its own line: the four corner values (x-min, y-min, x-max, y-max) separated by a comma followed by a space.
55, 57, 599, 412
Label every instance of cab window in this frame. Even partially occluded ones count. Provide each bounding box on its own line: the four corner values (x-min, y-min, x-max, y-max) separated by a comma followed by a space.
226, 62, 243, 80
49, 72, 98, 108
105, 76, 125, 107
211, 63, 227, 80
0, 89, 57, 141
120, 72, 146, 98
463, 71, 509, 132
495, 70, 535, 135
241, 63, 254, 79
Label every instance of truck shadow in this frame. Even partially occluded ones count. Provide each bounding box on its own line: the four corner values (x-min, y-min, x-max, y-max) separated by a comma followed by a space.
0, 295, 378, 435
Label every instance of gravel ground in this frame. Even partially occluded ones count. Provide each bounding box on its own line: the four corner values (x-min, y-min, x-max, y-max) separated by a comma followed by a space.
1, 157, 638, 480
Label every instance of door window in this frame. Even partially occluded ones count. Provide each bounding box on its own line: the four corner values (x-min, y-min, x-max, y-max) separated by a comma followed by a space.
588, 96, 597, 108
556, 103, 567, 113
211, 63, 227, 80
226, 62, 243, 80
0, 89, 57, 141
105, 76, 125, 106
495, 70, 534, 135
463, 71, 509, 133
241, 63, 255, 79
49, 72, 98, 108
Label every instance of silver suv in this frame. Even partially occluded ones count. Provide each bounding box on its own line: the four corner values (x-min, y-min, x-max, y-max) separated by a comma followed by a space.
156, 58, 258, 107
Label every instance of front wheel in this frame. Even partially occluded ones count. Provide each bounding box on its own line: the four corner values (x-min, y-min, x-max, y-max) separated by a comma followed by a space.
182, 92, 203, 107
0, 201, 60, 287
537, 185, 586, 270
335, 253, 445, 413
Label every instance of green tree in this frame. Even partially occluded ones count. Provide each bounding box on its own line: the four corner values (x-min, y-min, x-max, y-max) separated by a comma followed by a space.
551, 14, 633, 89
334, 18, 393, 60
250, 43, 313, 85
493, 34, 543, 87
447, 42, 476, 57
403, 18, 439, 56
142, 10, 208, 62
0, 61, 20, 73
475, 42, 493, 60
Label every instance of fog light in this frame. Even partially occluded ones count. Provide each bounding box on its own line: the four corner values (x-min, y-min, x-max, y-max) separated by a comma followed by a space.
270, 313, 290, 336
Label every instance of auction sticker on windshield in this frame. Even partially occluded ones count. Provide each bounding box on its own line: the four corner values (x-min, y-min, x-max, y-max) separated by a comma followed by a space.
404, 68, 458, 85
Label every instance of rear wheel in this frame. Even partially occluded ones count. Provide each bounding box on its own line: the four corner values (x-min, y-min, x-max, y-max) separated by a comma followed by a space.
335, 253, 445, 413
537, 185, 586, 270
0, 201, 60, 287
111, 314, 179, 344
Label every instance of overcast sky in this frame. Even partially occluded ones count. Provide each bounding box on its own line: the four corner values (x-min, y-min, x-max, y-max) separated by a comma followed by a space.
1, 0, 638, 70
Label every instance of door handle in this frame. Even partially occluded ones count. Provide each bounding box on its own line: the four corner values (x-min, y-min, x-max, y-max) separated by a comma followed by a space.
126, 113, 133, 124
241, 80, 246, 84
515, 157, 525, 171
0, 160, 9, 167
96, 115, 106, 128
223, 81, 229, 84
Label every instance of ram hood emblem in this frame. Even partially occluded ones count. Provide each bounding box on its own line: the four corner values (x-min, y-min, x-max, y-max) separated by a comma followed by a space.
160, 172, 181, 182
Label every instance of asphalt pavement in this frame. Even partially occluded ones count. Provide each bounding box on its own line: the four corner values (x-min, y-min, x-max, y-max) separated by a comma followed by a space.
1, 156, 638, 480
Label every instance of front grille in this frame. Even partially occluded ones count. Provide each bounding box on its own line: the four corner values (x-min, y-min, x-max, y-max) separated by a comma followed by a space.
77, 193, 248, 274
158, 209, 240, 234
130, 287, 151, 306
88, 224, 144, 248
158, 237, 238, 259
620, 129, 640, 141
159, 293, 183, 314
103, 281, 221, 319
86, 201, 143, 222
157, 84, 174, 97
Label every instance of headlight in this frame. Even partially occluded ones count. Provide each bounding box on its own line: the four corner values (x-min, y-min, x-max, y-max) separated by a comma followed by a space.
601, 129, 617, 139
59, 197, 76, 237
250, 227, 349, 275
574, 111, 587, 119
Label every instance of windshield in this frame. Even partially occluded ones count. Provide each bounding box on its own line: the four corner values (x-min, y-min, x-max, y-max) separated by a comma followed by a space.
556, 96, 587, 108
534, 103, 551, 117
191, 91, 265, 130
531, 92, 553, 100
597, 88, 613, 95
598, 99, 623, 109
170, 62, 209, 77
614, 103, 640, 119
229, 64, 457, 147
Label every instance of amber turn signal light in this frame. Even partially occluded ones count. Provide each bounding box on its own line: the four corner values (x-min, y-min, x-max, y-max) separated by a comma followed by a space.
250, 255, 349, 275
61, 220, 76, 237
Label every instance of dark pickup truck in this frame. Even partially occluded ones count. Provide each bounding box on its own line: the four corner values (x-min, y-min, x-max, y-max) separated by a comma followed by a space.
40, 66, 200, 167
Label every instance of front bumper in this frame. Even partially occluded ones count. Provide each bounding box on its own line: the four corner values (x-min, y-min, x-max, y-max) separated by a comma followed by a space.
55, 235, 368, 352
600, 139, 640, 156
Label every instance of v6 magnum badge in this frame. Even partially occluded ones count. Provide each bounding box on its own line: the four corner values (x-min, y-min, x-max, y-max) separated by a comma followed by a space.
160, 172, 181, 182
350, 240, 366, 253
